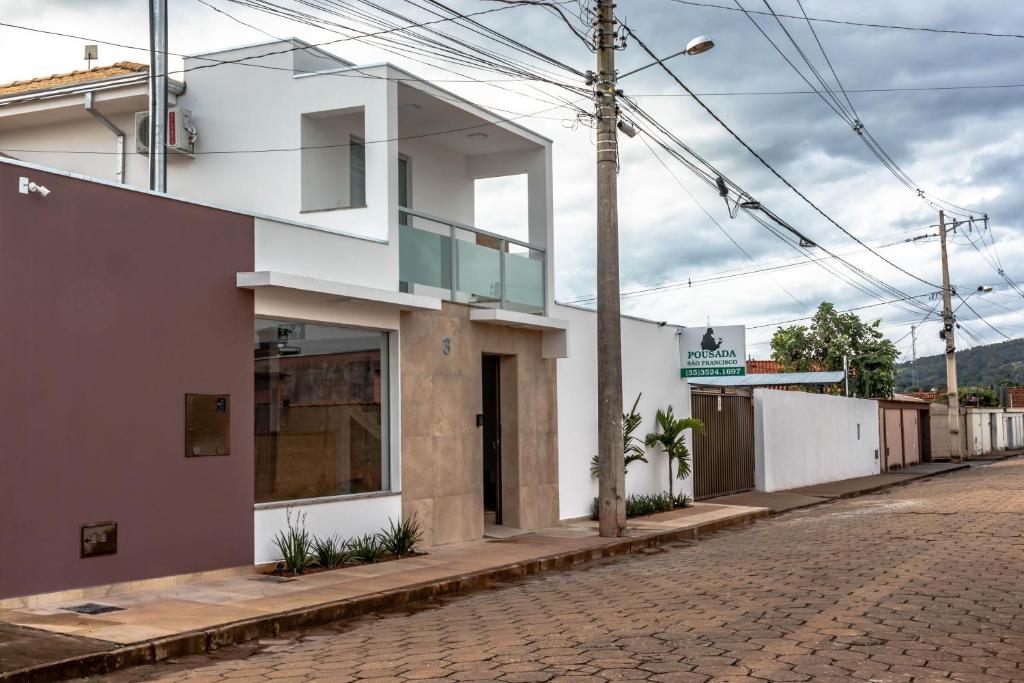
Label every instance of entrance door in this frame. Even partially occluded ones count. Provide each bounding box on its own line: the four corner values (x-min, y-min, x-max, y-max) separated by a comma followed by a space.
481, 355, 502, 525
883, 409, 905, 469
691, 390, 755, 500
901, 409, 920, 467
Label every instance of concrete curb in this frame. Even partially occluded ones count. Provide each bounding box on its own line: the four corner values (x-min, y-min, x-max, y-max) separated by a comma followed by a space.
1, 509, 767, 683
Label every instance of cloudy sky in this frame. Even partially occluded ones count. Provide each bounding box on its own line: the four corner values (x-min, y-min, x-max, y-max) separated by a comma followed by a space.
3, 0, 1023, 359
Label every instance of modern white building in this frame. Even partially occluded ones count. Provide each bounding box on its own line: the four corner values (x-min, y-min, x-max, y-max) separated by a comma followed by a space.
0, 40, 699, 582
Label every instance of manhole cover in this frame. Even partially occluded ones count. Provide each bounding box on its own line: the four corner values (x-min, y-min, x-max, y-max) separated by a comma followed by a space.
64, 603, 124, 615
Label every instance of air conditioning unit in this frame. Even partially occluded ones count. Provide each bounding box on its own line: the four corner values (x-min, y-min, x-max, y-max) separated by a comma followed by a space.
135, 108, 198, 156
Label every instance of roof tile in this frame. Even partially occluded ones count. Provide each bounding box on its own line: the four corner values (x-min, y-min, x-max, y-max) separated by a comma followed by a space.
0, 62, 148, 97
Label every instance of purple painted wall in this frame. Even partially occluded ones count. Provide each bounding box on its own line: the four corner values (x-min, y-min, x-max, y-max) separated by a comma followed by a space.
0, 164, 255, 599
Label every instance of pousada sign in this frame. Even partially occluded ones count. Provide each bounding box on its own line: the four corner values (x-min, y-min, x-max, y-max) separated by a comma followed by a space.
679, 325, 746, 378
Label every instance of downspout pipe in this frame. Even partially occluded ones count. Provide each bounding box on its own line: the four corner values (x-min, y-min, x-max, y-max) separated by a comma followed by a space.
84, 91, 126, 184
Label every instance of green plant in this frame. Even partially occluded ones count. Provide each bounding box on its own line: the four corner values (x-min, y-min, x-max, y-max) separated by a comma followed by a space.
378, 514, 423, 557
272, 509, 313, 575
625, 492, 672, 517
312, 533, 351, 570
350, 533, 386, 563
590, 393, 649, 477
673, 492, 693, 509
645, 406, 704, 501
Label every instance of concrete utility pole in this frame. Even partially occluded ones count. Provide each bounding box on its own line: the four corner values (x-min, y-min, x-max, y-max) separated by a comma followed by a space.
595, 0, 625, 537
148, 0, 168, 192
938, 210, 963, 463
911, 325, 918, 387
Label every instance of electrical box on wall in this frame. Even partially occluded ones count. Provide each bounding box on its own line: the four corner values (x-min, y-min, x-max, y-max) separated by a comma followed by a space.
81, 521, 117, 558
185, 394, 231, 456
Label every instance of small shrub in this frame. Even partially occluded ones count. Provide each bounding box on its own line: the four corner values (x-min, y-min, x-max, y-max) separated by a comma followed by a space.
312, 533, 351, 570
590, 493, 674, 520
273, 509, 313, 575
673, 493, 693, 509
378, 514, 423, 557
350, 533, 386, 563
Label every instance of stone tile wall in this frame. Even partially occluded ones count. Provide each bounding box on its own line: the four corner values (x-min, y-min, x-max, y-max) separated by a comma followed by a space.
400, 303, 559, 545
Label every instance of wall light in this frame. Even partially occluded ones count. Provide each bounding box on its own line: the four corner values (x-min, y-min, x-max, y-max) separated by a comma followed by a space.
18, 176, 51, 197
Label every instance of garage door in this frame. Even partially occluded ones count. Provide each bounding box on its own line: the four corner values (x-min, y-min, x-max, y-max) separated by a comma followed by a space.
691, 390, 755, 500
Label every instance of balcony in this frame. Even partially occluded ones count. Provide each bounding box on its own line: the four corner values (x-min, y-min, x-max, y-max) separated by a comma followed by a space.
398, 207, 546, 316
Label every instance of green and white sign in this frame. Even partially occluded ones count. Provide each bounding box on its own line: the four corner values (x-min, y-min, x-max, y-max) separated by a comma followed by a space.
679, 325, 746, 378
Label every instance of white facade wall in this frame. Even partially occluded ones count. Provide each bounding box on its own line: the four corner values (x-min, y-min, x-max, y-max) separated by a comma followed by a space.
554, 304, 692, 520
964, 408, 1024, 455
255, 493, 402, 564
754, 389, 880, 492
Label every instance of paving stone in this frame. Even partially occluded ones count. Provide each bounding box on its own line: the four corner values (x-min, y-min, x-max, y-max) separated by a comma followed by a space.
92, 460, 1024, 683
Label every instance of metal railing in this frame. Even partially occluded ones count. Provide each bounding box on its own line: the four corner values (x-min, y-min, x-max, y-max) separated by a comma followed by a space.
398, 206, 547, 315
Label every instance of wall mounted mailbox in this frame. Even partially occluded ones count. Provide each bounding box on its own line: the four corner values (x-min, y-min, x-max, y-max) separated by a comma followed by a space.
185, 393, 231, 456
81, 521, 117, 558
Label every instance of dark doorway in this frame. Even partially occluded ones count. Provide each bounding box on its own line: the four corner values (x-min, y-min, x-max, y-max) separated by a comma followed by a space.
481, 355, 502, 525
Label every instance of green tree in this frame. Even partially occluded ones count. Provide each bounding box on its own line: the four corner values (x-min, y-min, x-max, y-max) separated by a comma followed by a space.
644, 406, 704, 501
770, 302, 899, 398
590, 394, 648, 477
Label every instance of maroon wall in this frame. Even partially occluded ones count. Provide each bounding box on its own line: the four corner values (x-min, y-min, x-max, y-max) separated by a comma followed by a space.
0, 163, 254, 599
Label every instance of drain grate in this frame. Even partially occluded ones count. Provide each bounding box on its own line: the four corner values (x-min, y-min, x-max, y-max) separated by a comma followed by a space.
64, 603, 124, 615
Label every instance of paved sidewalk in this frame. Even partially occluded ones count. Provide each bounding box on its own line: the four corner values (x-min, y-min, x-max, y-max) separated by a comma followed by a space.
710, 461, 968, 513
95, 456, 1024, 683
0, 504, 763, 682
0, 458, 985, 681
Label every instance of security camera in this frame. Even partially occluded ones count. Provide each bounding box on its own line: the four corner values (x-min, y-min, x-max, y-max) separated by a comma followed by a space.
18, 177, 51, 197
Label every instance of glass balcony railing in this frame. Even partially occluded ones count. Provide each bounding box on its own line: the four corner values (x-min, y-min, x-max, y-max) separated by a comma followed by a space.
398, 207, 546, 315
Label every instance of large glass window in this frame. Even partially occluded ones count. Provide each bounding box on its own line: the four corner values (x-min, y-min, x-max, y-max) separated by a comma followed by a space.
254, 319, 388, 504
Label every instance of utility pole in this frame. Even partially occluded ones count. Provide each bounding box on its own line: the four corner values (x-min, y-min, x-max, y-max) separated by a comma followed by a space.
148, 0, 168, 192
911, 325, 918, 388
843, 354, 850, 397
595, 0, 625, 537
938, 210, 963, 463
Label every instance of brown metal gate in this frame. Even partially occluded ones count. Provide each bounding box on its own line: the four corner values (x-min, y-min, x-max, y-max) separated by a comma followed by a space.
691, 390, 755, 500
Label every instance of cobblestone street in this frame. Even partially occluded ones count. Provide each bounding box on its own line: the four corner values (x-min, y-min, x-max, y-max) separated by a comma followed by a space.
102, 459, 1024, 683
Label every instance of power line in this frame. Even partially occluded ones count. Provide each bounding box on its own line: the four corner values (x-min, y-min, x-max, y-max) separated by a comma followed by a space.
630, 83, 1024, 96
563, 228, 921, 305
621, 25, 942, 294
747, 292, 939, 330
665, 0, 1024, 40
616, 95, 942, 319
735, 0, 984, 220
0, 99, 582, 156
633, 132, 809, 310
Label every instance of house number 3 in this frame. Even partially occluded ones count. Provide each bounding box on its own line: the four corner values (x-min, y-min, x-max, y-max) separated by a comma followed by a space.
442, 336, 451, 355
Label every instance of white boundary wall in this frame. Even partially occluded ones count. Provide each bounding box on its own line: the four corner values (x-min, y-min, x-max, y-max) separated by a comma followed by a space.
754, 389, 880, 492
555, 304, 693, 520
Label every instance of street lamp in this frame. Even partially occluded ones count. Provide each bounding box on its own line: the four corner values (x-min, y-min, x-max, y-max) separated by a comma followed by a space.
617, 35, 715, 79
685, 35, 715, 55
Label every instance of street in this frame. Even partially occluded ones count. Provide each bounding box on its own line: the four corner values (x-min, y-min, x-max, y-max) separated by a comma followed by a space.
101, 459, 1024, 683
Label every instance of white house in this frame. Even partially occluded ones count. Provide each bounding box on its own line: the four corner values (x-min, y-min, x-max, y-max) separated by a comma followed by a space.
0, 39, 699, 576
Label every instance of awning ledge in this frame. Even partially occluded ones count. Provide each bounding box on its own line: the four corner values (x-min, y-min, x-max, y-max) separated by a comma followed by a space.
469, 308, 569, 359
237, 271, 442, 311
468, 307, 568, 331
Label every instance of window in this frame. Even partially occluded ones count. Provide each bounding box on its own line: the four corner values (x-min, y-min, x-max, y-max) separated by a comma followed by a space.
300, 108, 366, 212
398, 155, 411, 225
350, 136, 366, 208
254, 319, 389, 503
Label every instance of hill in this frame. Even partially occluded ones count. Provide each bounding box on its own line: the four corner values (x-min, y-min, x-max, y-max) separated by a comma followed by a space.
895, 337, 1024, 390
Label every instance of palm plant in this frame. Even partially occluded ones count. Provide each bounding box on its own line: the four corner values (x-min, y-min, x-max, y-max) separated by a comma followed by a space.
644, 406, 704, 502
590, 393, 648, 477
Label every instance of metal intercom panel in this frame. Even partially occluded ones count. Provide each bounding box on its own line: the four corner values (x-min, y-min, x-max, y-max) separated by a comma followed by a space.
185, 393, 231, 456
81, 521, 117, 558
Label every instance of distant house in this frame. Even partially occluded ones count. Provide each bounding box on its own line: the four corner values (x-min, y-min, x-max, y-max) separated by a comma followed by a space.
1008, 387, 1024, 408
